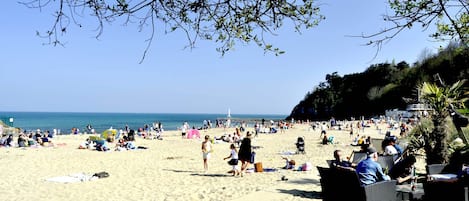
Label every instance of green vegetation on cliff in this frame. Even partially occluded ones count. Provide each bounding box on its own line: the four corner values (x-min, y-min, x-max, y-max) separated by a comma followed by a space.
288, 43, 469, 121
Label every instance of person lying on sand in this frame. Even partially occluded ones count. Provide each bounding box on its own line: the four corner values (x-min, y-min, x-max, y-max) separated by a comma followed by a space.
78, 138, 92, 149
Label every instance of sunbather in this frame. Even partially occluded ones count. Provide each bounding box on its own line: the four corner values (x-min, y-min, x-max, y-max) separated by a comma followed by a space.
281, 156, 296, 170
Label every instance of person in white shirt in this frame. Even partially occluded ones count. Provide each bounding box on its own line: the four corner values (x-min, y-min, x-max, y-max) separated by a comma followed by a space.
224, 144, 239, 176
201, 135, 212, 172
384, 140, 398, 155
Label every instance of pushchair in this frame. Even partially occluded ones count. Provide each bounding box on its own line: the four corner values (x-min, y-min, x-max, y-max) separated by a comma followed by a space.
296, 136, 305, 154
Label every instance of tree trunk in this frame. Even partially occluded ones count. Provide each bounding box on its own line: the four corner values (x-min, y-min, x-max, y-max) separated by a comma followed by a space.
427, 116, 449, 164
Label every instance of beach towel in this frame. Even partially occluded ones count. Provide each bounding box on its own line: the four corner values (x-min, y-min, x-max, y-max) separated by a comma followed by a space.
46, 171, 109, 183
279, 151, 296, 155
262, 168, 277, 172
46, 173, 98, 183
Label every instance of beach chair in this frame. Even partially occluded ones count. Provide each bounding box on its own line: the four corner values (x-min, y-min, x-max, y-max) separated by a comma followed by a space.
370, 138, 383, 152
351, 151, 367, 164
377, 155, 395, 174
326, 160, 334, 168
327, 136, 334, 144
317, 166, 396, 201
426, 164, 446, 175
423, 179, 468, 201
317, 166, 333, 201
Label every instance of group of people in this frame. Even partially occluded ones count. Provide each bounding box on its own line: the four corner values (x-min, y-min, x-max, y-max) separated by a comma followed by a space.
331, 146, 416, 186
78, 128, 145, 152
203, 132, 253, 177
0, 129, 54, 148
351, 134, 371, 146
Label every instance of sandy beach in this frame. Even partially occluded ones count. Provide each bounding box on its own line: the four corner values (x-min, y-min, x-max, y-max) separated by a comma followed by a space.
0, 123, 409, 201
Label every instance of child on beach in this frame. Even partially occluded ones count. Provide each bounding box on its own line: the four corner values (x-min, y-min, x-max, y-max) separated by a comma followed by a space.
281, 156, 296, 170
224, 144, 240, 176
201, 135, 212, 172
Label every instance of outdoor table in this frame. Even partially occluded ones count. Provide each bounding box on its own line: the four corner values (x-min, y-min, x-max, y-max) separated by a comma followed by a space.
428, 173, 458, 181
396, 183, 424, 201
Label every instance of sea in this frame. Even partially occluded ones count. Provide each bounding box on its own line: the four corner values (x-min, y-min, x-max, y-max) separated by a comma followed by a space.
0, 112, 287, 134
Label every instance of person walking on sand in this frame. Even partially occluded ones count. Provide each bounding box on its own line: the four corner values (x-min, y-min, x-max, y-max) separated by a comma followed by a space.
320, 122, 327, 139
224, 144, 240, 176
201, 135, 212, 172
238, 133, 252, 176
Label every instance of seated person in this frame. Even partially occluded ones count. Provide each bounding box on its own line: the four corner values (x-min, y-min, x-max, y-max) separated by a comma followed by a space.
331, 149, 354, 169
78, 138, 92, 149
126, 140, 136, 150
389, 155, 417, 184
355, 147, 391, 186
384, 139, 398, 156
96, 140, 110, 151
115, 139, 127, 151
42, 135, 50, 142
391, 138, 403, 156
27, 135, 36, 146
115, 138, 126, 147
0, 134, 8, 146
17, 134, 28, 147
322, 134, 329, 145
5, 135, 14, 147
41, 135, 52, 146
365, 136, 371, 144
359, 144, 370, 152
351, 134, 360, 145
357, 136, 366, 145
34, 131, 42, 141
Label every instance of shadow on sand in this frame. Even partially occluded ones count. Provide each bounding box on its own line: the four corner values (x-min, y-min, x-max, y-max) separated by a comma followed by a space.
276, 189, 322, 199
163, 169, 231, 177
190, 173, 231, 177
286, 178, 321, 185
162, 169, 199, 174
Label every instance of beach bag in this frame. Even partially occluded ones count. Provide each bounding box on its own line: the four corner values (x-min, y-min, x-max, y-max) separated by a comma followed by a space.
250, 151, 256, 164
93, 171, 110, 178
254, 162, 263, 172
228, 159, 238, 165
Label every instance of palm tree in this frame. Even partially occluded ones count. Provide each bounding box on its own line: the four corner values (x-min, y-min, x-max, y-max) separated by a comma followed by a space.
419, 80, 468, 164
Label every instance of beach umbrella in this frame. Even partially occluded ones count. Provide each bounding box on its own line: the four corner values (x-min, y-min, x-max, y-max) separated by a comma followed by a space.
101, 129, 117, 140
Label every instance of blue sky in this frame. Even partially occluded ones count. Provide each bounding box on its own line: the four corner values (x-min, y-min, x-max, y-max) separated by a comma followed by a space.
0, 0, 445, 115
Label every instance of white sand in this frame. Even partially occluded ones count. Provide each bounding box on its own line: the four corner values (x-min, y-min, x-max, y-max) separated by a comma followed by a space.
0, 123, 405, 201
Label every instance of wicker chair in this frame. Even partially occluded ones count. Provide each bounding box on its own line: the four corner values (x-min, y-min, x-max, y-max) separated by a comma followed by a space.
426, 164, 446, 175
317, 166, 396, 201
423, 179, 467, 201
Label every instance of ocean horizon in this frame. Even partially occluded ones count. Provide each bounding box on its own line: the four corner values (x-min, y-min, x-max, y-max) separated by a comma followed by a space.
0, 111, 287, 134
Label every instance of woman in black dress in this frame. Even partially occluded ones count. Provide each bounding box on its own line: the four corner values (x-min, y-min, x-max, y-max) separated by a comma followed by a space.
238, 132, 252, 176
